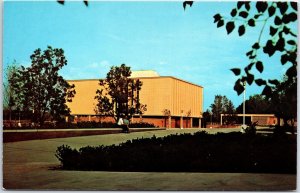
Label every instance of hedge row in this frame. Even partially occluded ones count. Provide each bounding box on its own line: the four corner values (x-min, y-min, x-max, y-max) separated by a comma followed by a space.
4, 121, 156, 130
55, 131, 296, 173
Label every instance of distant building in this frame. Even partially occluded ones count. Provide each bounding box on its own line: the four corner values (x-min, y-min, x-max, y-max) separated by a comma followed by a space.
220, 113, 278, 126
66, 70, 204, 128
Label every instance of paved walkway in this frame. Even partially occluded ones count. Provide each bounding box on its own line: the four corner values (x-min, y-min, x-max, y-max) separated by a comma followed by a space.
3, 128, 296, 190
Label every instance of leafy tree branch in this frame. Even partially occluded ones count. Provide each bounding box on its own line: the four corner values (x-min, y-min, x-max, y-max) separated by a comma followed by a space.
184, 1, 297, 97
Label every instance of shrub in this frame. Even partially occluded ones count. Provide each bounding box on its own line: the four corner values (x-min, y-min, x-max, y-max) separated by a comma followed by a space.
55, 145, 80, 169
129, 122, 156, 128
55, 131, 296, 173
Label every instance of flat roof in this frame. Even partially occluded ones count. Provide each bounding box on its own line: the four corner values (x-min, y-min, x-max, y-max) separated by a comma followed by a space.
221, 114, 275, 117
130, 70, 159, 78
67, 76, 203, 88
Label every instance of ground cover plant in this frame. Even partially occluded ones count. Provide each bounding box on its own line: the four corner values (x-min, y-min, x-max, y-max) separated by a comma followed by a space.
55, 131, 296, 174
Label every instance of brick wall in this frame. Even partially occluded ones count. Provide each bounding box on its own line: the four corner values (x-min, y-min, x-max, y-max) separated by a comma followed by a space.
73, 115, 115, 123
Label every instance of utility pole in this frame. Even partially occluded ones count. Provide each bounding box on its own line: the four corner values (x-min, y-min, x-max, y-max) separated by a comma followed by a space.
241, 81, 247, 132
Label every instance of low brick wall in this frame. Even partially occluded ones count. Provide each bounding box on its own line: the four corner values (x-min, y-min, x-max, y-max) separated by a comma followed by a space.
3, 128, 166, 143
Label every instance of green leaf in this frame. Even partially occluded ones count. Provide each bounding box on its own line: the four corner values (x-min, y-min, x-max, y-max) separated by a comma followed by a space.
263, 40, 276, 57
237, 1, 245, 9
83, 0, 88, 6
213, 13, 222, 23
217, 19, 224, 28
274, 16, 282, 25
255, 61, 263, 73
234, 79, 244, 95
290, 2, 297, 11
283, 26, 290, 34
275, 37, 285, 52
244, 66, 249, 73
268, 79, 280, 86
230, 68, 241, 76
238, 25, 245, 36
247, 63, 255, 71
277, 2, 288, 15
249, 55, 256, 59
57, 0, 64, 5
256, 2, 268, 13
252, 42, 260, 49
241, 76, 247, 83
226, 21, 235, 34
244, 63, 255, 73
289, 52, 297, 65
246, 73, 254, 85
246, 50, 253, 57
239, 11, 249, 18
254, 13, 262, 19
281, 53, 289, 65
255, 79, 267, 86
267, 6, 276, 17
286, 65, 297, 78
282, 12, 297, 24
287, 40, 296, 45
183, 1, 194, 10
231, 8, 237, 17
248, 19, 255, 27
245, 2, 250, 11
269, 26, 278, 36
262, 85, 272, 96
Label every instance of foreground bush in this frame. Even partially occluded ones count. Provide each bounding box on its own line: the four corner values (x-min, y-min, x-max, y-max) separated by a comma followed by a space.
55, 131, 296, 173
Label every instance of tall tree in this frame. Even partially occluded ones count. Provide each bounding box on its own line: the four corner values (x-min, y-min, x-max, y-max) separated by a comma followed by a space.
210, 95, 236, 123
210, 95, 223, 122
223, 100, 237, 124
202, 109, 212, 127
268, 75, 297, 127
236, 94, 271, 114
10, 46, 76, 126
3, 61, 21, 123
95, 64, 146, 122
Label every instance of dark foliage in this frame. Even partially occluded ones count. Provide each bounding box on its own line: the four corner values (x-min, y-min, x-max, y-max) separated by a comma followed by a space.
57, 0, 88, 6
210, 95, 236, 124
267, 76, 297, 127
236, 94, 272, 114
216, 1, 298, 96
55, 131, 296, 173
95, 64, 147, 123
183, 1, 193, 10
9, 46, 76, 126
184, 1, 297, 97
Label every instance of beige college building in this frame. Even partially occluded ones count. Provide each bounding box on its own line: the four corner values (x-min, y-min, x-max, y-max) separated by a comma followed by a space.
66, 71, 204, 128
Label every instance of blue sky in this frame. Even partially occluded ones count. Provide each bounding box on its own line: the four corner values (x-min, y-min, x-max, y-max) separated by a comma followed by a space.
3, 1, 296, 110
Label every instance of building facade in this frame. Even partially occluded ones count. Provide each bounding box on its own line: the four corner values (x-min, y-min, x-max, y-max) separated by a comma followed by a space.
66, 71, 204, 128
